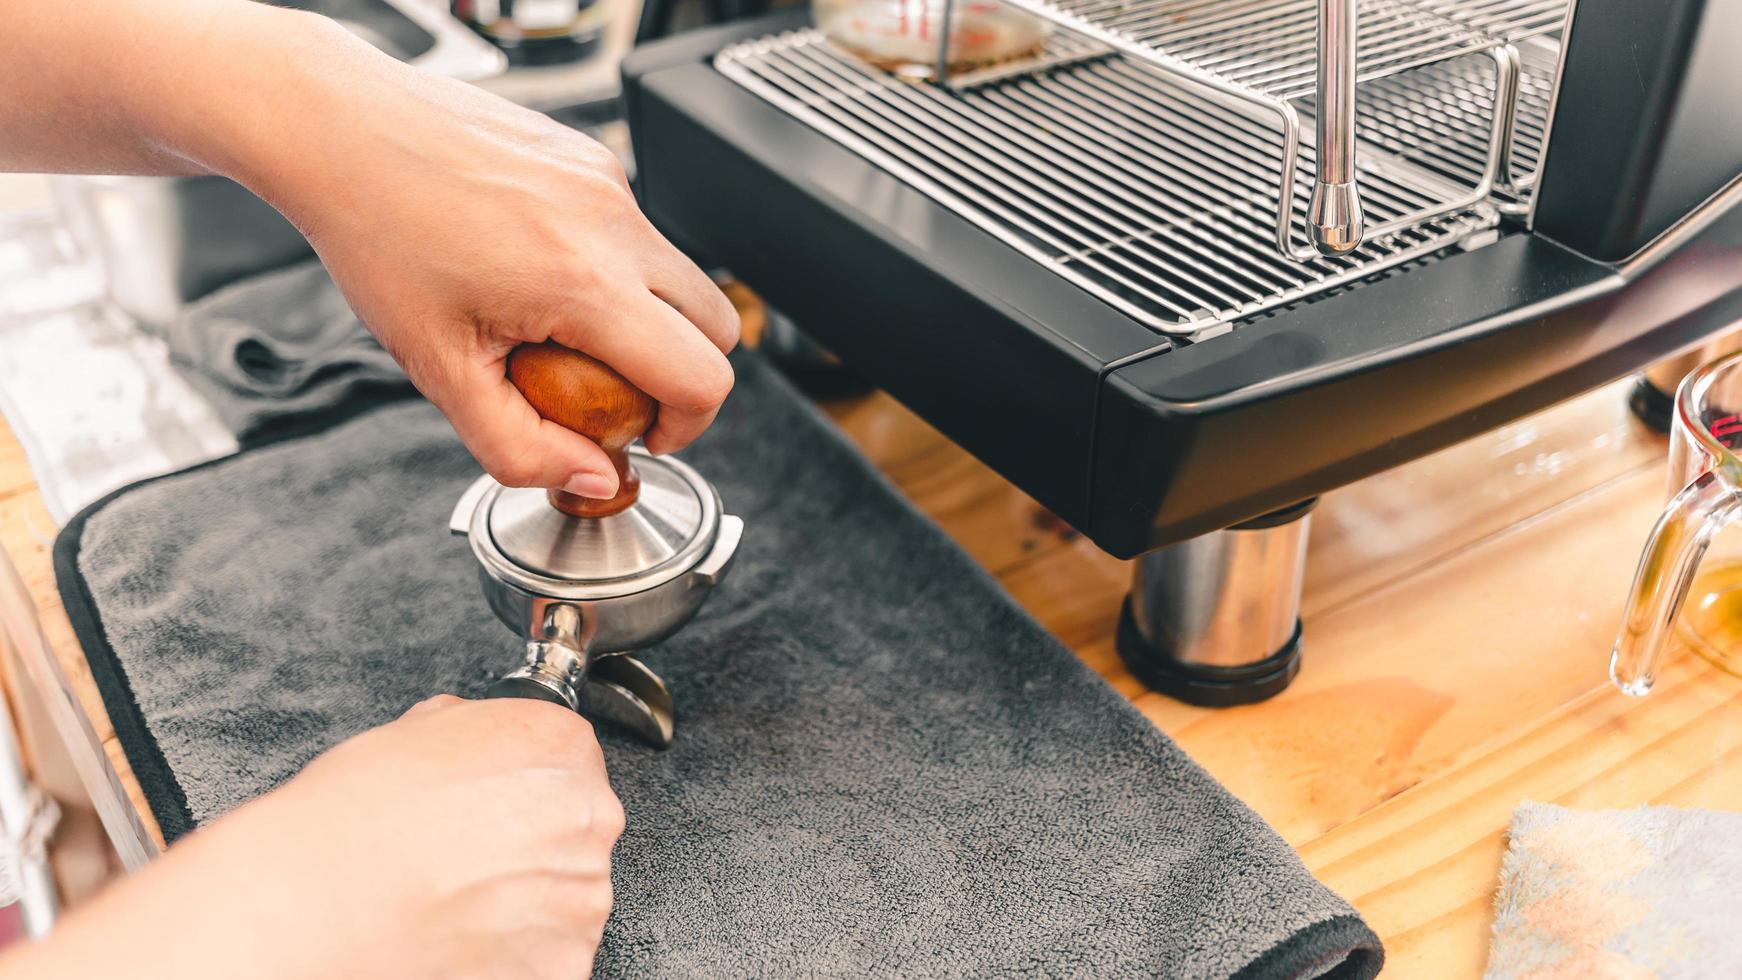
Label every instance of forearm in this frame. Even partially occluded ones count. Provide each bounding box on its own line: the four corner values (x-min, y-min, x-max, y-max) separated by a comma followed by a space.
0, 796, 342, 980
0, 698, 625, 980
0, 0, 375, 189
3, 0, 739, 496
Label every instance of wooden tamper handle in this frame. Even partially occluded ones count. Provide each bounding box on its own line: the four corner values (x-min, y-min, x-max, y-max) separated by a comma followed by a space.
507, 342, 657, 519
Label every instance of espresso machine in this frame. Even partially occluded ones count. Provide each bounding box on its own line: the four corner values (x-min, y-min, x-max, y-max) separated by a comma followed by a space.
623, 0, 1742, 705
451, 344, 744, 744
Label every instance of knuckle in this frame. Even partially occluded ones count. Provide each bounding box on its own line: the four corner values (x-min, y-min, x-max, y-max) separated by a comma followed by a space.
677, 357, 735, 412
595, 793, 627, 841
512, 926, 602, 980
574, 943, 599, 975
596, 155, 631, 191
490, 460, 540, 489
576, 162, 634, 205
481, 444, 545, 489
402, 694, 460, 717
571, 136, 625, 178
521, 220, 572, 264
704, 358, 737, 403
586, 881, 615, 923
559, 257, 608, 294
714, 297, 743, 350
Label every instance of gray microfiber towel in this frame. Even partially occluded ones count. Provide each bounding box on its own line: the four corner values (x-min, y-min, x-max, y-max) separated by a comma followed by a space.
1487, 801, 1742, 978
152, 260, 413, 441
58, 351, 1382, 978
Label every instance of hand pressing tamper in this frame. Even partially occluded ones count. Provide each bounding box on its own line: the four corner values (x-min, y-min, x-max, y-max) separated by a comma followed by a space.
450, 343, 743, 747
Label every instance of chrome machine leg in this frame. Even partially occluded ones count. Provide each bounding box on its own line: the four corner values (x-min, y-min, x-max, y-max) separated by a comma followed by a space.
1116, 500, 1315, 707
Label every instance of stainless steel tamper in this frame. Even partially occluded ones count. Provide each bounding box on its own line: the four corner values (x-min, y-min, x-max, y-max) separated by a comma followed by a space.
450, 343, 743, 747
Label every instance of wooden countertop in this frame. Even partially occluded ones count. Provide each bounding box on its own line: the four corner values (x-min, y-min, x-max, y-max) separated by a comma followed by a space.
3, 307, 1740, 974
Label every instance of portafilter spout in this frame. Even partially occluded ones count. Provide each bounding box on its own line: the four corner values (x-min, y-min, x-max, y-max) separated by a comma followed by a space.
451, 342, 744, 746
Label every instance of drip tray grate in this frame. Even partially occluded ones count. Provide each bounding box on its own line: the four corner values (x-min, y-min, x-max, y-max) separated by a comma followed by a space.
1311, 34, 1559, 210
717, 31, 1497, 336
1007, 0, 1506, 101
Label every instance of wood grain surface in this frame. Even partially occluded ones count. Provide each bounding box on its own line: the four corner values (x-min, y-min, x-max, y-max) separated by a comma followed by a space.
1, 288, 1737, 975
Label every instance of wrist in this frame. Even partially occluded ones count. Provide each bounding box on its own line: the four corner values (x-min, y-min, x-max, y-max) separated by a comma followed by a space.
129, 3, 394, 212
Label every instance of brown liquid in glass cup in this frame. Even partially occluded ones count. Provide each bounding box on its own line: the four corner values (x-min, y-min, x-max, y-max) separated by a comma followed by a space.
816, 0, 1052, 79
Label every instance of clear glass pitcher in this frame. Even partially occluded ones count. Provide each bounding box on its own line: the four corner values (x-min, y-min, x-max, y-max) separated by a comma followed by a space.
1612, 350, 1742, 695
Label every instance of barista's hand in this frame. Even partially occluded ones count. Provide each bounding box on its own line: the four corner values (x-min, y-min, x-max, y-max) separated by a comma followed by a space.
246, 695, 626, 978
9, 0, 740, 499
1, 696, 624, 980
241, 13, 739, 500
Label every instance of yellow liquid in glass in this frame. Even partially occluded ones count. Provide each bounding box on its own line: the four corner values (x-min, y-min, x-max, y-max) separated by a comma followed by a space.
1680, 558, 1742, 679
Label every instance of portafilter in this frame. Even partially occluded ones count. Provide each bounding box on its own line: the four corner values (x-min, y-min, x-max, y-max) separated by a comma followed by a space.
450, 343, 744, 746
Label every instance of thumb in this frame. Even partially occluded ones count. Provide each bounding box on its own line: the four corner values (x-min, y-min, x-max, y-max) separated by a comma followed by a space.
427, 356, 619, 497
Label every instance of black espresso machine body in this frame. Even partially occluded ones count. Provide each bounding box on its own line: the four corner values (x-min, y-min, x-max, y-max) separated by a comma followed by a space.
624, 2, 1742, 560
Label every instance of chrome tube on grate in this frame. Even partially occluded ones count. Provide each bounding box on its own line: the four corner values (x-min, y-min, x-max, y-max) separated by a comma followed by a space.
1308, 0, 1366, 255
717, 31, 1495, 337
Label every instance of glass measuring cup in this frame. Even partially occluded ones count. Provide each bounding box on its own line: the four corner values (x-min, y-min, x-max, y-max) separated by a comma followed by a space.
1613, 350, 1742, 695
814, 0, 1052, 81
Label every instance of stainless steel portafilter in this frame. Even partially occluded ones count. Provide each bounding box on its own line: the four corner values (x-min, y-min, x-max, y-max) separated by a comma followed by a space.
450, 344, 743, 747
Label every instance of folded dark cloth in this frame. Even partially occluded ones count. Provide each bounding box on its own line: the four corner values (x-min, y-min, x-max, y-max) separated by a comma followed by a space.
153, 260, 413, 441
59, 337, 1381, 977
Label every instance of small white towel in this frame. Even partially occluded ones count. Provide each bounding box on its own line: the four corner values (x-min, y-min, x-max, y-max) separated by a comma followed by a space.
1488, 801, 1742, 979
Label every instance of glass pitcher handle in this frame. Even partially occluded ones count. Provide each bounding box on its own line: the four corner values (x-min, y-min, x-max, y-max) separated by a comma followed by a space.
1612, 470, 1742, 695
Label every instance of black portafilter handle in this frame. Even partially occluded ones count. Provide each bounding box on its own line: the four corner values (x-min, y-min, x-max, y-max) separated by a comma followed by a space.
483, 675, 575, 707
484, 657, 678, 749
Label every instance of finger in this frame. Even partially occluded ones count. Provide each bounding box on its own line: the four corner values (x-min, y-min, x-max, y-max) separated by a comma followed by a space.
549, 292, 734, 456
642, 247, 740, 354
427, 349, 620, 496
643, 401, 721, 457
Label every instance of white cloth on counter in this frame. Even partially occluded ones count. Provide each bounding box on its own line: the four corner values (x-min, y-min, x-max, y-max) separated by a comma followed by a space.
0, 210, 236, 524
1487, 802, 1742, 979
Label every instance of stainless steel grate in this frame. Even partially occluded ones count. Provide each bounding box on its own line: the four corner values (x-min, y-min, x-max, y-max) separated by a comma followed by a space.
991, 0, 1566, 98
1010, 0, 1502, 101
1505, 37, 1558, 192
943, 28, 1111, 89
1305, 33, 1558, 210
925, 0, 1569, 260
1411, 0, 1569, 41
717, 31, 1496, 336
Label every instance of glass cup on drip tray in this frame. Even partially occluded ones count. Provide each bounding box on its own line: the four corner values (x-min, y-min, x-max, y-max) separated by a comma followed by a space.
814, 0, 1053, 81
